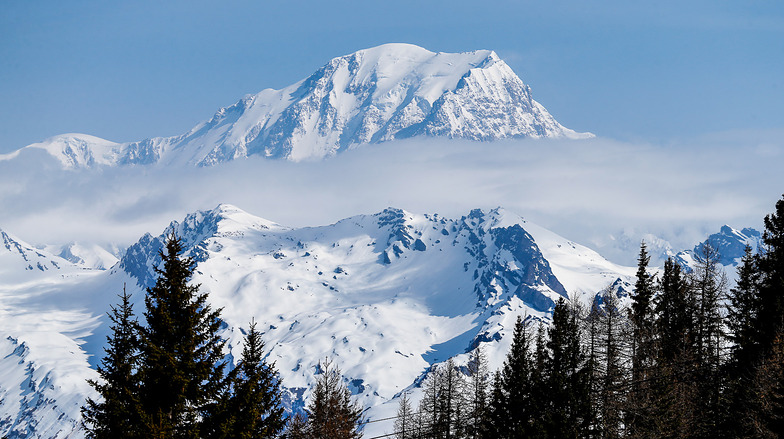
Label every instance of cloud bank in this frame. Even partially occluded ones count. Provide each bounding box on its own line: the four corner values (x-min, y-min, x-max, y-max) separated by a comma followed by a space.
1, 133, 782, 265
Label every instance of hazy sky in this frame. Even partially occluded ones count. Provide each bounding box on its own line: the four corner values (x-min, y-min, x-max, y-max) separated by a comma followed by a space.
1, 0, 783, 152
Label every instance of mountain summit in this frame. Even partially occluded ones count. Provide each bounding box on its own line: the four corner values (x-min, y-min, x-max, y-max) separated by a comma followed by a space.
2, 44, 592, 168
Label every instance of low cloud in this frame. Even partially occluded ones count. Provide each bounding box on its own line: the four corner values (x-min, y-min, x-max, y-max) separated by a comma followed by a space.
1, 133, 782, 265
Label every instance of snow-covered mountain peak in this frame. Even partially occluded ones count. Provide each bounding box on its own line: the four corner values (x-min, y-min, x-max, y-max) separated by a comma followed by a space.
6, 44, 592, 168
8, 133, 120, 168
675, 224, 761, 268
0, 228, 74, 278
321, 43, 498, 104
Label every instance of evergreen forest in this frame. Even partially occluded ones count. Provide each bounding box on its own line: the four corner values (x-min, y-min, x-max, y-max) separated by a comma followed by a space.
83, 195, 784, 439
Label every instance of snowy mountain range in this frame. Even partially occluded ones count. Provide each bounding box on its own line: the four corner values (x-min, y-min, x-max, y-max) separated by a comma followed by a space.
0, 44, 591, 168
0, 204, 762, 438
0, 204, 631, 438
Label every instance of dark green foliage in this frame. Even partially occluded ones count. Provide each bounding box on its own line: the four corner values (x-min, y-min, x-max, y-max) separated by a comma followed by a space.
688, 242, 728, 438
82, 286, 141, 439
482, 371, 505, 439
500, 315, 537, 438
653, 258, 698, 439
543, 299, 592, 439
757, 196, 784, 359
627, 242, 657, 438
206, 320, 286, 439
137, 232, 228, 438
724, 195, 784, 437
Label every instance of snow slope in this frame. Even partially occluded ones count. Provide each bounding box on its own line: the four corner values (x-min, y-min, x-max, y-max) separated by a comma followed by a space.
0, 205, 633, 438
0, 44, 592, 168
0, 229, 106, 439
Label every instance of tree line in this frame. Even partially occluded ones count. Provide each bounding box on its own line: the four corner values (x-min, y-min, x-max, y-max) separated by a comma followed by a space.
82, 194, 784, 439
82, 233, 363, 439
392, 195, 784, 439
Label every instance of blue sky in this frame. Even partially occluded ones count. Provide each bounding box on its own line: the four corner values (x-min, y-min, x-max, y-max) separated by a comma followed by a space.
2, 0, 783, 153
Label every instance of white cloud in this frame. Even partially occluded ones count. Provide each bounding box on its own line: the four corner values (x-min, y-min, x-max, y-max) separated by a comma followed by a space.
0, 134, 782, 265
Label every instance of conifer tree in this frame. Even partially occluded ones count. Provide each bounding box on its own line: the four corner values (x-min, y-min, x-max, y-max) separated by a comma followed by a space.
726, 194, 784, 437
305, 358, 364, 439
627, 242, 656, 438
501, 315, 537, 438
482, 371, 506, 439
137, 232, 228, 438
724, 246, 763, 437
689, 242, 727, 438
654, 258, 696, 439
206, 320, 286, 439
543, 298, 592, 439
82, 286, 141, 439
756, 195, 784, 359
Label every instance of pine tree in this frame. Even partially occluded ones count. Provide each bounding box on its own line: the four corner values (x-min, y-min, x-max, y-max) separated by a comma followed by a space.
627, 242, 656, 438
137, 232, 228, 438
654, 258, 697, 439
305, 358, 364, 439
82, 286, 141, 439
206, 320, 286, 439
756, 195, 784, 360
543, 298, 592, 439
737, 194, 784, 437
482, 371, 506, 439
724, 246, 763, 437
501, 315, 537, 438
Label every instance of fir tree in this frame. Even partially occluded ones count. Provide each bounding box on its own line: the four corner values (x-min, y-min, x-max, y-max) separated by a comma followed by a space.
734, 194, 784, 437
82, 286, 141, 439
206, 320, 286, 439
501, 315, 537, 438
137, 232, 228, 438
482, 371, 506, 439
543, 298, 592, 439
724, 246, 763, 437
654, 258, 697, 439
627, 242, 656, 438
